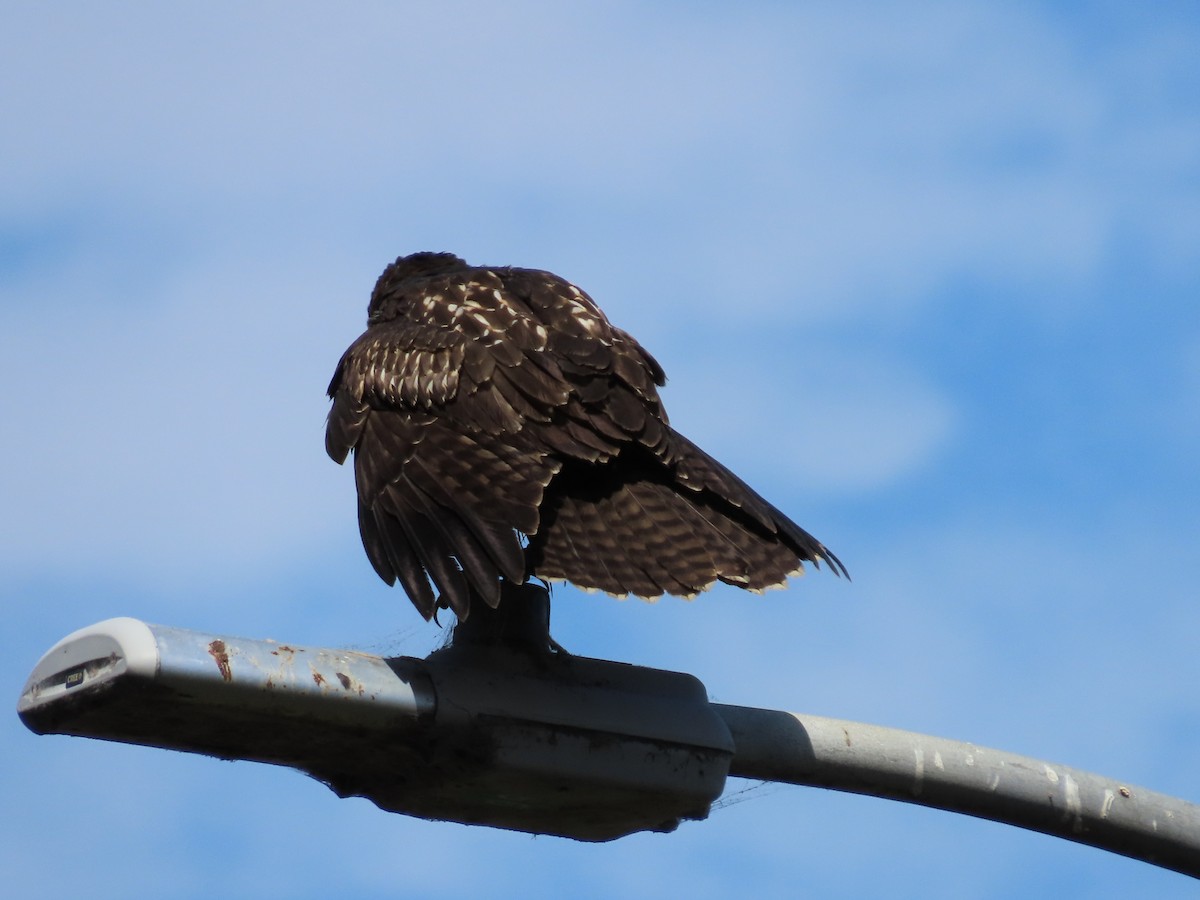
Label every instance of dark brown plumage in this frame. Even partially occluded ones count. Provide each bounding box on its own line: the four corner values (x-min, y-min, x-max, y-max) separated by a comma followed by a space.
326, 252, 846, 621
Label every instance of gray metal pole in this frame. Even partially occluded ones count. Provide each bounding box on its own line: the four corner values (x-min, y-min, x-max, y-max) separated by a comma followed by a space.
715, 704, 1200, 878
17, 616, 1200, 874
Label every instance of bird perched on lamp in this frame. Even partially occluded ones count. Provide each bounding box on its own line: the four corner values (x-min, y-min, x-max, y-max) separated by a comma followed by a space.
326, 252, 846, 623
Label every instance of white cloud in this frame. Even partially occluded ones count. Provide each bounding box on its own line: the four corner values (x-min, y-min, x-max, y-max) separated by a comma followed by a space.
3, 1, 1194, 329
664, 347, 957, 493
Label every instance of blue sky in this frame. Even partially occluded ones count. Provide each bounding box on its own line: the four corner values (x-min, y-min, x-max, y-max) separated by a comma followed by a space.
3, 2, 1199, 896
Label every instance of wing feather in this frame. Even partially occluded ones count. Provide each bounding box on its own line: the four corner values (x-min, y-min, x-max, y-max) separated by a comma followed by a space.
367, 504, 437, 618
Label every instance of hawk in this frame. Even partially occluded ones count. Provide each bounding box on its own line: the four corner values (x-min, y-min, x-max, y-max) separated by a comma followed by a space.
326, 252, 846, 621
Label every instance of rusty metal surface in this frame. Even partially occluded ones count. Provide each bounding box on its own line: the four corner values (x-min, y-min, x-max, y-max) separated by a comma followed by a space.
17, 616, 733, 842
18, 617, 434, 732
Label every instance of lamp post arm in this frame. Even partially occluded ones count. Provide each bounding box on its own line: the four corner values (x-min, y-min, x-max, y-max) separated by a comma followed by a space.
715, 704, 1200, 879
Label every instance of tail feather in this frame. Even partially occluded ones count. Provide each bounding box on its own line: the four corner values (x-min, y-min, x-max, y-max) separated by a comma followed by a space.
527, 428, 846, 597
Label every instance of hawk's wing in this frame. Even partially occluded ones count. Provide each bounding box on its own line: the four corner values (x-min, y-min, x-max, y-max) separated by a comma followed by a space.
326, 258, 669, 619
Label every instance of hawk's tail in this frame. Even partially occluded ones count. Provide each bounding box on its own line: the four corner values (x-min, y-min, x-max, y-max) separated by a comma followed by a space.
526, 430, 847, 598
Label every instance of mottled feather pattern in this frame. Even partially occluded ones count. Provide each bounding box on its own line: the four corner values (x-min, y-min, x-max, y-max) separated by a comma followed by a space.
327, 251, 846, 620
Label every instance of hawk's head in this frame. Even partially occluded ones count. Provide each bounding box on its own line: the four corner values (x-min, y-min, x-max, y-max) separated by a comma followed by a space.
368, 252, 469, 320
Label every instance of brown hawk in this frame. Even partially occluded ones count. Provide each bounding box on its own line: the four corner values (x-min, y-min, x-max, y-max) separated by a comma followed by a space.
326, 252, 846, 621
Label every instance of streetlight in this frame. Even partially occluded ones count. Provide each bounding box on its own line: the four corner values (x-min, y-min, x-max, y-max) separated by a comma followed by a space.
17, 585, 1200, 877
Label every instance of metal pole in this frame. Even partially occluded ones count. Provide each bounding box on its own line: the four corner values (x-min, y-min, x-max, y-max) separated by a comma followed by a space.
18, 617, 1200, 873
715, 704, 1200, 879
